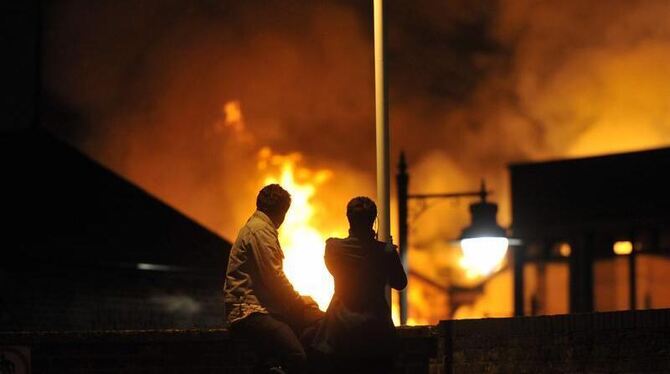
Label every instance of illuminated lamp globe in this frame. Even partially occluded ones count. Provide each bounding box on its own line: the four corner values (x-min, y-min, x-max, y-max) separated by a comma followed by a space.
459, 196, 508, 277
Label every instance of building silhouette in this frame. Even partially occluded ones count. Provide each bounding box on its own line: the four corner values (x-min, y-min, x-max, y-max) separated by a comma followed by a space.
1, 129, 231, 331
510, 147, 670, 315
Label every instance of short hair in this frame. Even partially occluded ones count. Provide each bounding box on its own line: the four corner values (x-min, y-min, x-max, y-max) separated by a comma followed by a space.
256, 184, 291, 216
346, 196, 377, 228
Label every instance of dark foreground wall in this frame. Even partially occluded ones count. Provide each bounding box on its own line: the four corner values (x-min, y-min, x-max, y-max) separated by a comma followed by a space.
0, 328, 437, 373
0, 265, 226, 332
1, 309, 669, 373
440, 308, 670, 373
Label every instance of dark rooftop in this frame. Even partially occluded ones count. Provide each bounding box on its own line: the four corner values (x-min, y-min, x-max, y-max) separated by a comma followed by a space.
1, 129, 231, 270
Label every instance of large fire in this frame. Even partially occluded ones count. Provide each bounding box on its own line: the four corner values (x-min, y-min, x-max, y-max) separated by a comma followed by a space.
217, 97, 514, 323
254, 146, 508, 324
254, 146, 459, 325
257, 147, 345, 310
253, 146, 509, 322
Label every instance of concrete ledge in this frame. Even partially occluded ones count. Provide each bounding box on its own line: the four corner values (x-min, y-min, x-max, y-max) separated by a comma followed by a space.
2, 309, 669, 373
439, 309, 670, 374
0, 327, 438, 373
0, 329, 230, 344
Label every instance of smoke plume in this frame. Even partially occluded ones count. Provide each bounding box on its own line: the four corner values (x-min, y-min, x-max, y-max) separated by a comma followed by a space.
43, 0, 670, 267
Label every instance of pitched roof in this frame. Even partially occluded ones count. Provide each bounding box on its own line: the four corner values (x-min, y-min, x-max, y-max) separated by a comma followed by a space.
1, 129, 231, 271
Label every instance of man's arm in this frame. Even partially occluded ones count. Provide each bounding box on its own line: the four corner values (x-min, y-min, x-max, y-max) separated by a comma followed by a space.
385, 244, 408, 290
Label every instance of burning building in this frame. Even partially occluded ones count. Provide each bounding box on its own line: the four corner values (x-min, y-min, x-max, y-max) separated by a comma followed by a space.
510, 146, 670, 316
444, 147, 670, 319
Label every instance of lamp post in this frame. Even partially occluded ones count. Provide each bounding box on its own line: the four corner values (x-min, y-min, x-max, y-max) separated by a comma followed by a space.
459, 189, 509, 278
373, 0, 392, 307
396, 152, 508, 325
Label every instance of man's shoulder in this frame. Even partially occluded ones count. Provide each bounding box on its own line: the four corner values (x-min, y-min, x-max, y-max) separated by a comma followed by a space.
232, 223, 275, 250
325, 237, 346, 247
243, 214, 277, 236
326, 237, 388, 253
325, 237, 361, 250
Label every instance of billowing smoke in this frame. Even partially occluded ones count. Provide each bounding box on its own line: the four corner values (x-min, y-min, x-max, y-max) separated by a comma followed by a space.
43, 0, 670, 280
43, 0, 378, 238
388, 0, 670, 248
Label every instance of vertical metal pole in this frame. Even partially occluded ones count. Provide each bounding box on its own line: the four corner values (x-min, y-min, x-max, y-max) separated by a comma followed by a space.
374, 0, 390, 242
584, 233, 594, 312
629, 234, 637, 310
570, 233, 594, 313
513, 243, 525, 316
397, 152, 408, 325
374, 0, 391, 306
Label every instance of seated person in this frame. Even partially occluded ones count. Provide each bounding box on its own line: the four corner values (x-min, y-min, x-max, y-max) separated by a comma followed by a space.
224, 184, 323, 374
312, 197, 407, 373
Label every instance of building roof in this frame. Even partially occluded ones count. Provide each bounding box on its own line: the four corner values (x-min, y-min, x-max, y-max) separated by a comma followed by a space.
1, 129, 231, 271
509, 147, 670, 237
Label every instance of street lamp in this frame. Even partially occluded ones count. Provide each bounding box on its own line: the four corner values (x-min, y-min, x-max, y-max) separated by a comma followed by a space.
396, 152, 509, 325
459, 185, 509, 278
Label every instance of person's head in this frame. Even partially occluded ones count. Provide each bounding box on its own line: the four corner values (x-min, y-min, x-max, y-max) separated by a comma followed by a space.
256, 184, 291, 228
346, 196, 377, 232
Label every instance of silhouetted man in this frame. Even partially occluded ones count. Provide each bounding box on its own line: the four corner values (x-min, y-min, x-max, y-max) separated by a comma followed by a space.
225, 184, 322, 373
312, 196, 407, 373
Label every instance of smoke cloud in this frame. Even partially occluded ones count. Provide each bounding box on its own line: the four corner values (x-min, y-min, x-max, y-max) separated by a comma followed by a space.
43, 0, 670, 266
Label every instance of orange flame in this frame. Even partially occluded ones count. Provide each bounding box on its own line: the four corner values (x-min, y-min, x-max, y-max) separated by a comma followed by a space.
257, 147, 345, 310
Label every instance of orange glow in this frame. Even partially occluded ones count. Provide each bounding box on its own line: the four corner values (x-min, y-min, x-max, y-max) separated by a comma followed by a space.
391, 296, 428, 326
258, 147, 345, 310
559, 242, 572, 257
257, 148, 418, 324
222, 101, 244, 132
613, 241, 633, 256
53, 0, 670, 324
452, 267, 515, 319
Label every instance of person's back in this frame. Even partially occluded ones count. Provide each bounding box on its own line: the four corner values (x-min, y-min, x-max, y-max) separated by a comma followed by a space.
224, 184, 323, 374
312, 197, 407, 373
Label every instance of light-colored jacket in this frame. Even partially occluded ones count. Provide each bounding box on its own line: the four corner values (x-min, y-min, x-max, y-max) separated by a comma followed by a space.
224, 210, 302, 324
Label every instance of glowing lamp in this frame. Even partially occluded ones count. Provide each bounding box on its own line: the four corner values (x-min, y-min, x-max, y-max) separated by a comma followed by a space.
558, 242, 572, 257
613, 241, 633, 255
459, 194, 508, 277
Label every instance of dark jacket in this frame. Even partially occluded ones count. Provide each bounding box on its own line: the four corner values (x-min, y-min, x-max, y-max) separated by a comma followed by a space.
312, 230, 407, 359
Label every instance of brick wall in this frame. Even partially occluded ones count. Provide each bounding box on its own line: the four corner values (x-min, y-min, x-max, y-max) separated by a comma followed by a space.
439, 308, 670, 373
1, 309, 669, 373
0, 328, 437, 374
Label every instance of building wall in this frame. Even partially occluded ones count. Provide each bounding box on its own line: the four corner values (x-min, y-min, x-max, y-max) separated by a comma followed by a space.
0, 328, 438, 373
2, 309, 669, 373
594, 256, 632, 311
452, 254, 670, 319
524, 254, 670, 315
595, 254, 670, 312
543, 262, 569, 315
441, 308, 670, 373
523, 261, 570, 316
638, 255, 670, 308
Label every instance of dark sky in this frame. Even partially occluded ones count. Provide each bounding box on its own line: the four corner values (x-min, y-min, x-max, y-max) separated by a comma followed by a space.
28, 0, 670, 238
